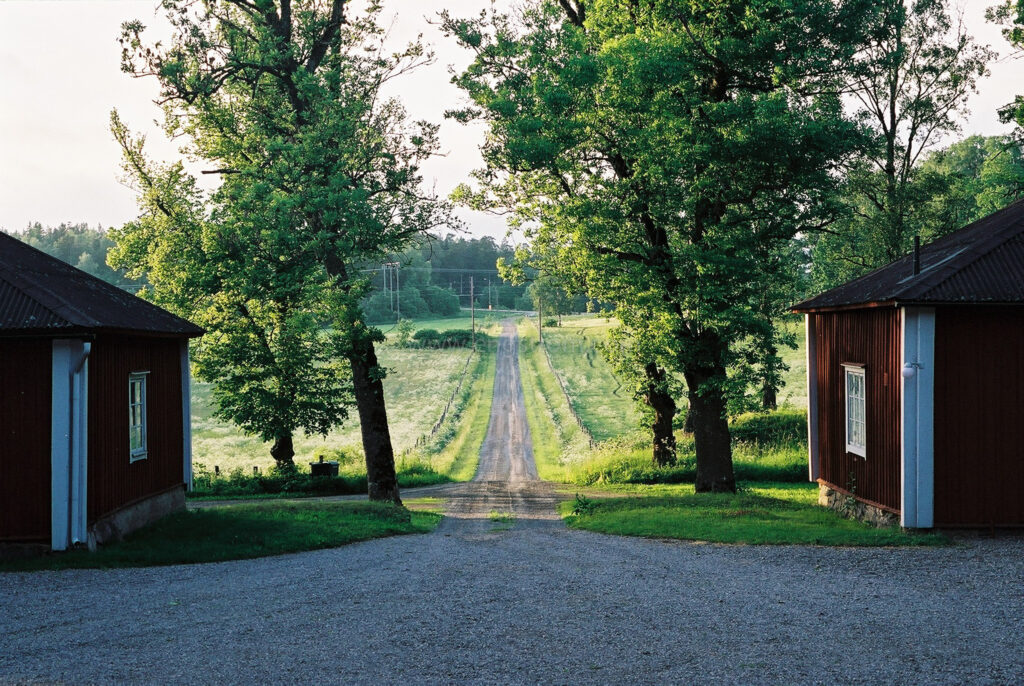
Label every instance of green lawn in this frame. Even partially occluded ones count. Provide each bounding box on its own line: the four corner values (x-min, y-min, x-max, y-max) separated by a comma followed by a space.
191, 344, 477, 473
0, 502, 442, 571
541, 317, 640, 441
561, 482, 947, 546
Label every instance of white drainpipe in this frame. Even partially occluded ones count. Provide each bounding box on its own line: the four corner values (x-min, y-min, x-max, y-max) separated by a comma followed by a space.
69, 342, 91, 545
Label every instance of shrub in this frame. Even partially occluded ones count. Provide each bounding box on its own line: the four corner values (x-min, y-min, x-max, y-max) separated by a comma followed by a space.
410, 328, 482, 349
412, 328, 442, 347
730, 409, 807, 446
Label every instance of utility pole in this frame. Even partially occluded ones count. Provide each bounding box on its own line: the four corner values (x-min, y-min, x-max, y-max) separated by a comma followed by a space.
470, 276, 476, 350
538, 295, 543, 344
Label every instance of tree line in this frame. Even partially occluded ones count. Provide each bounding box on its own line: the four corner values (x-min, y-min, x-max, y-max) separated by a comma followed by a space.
2, 223, 144, 290
100, 0, 1024, 503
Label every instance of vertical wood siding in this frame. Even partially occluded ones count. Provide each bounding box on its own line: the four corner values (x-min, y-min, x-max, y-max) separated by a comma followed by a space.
0, 340, 52, 541
87, 336, 184, 523
813, 309, 902, 511
934, 306, 1024, 526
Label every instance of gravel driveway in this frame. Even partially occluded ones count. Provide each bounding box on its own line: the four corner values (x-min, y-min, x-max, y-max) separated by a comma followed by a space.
3, 323, 1023, 685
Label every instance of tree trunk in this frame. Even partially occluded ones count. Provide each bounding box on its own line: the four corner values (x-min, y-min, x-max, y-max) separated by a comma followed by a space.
323, 254, 402, 505
270, 433, 295, 468
644, 362, 677, 467
761, 380, 778, 411
349, 338, 403, 504
683, 332, 735, 493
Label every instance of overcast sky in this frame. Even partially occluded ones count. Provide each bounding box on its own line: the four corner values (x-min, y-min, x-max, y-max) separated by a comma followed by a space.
0, 1, 1019, 238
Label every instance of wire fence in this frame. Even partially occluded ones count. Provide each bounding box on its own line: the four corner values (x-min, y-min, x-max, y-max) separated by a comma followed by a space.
410, 347, 479, 452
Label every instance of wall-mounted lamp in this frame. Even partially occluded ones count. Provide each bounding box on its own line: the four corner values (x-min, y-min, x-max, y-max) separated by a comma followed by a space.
902, 362, 924, 379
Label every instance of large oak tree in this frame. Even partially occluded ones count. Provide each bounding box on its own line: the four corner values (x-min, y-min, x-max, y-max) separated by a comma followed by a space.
445, 0, 871, 491
117, 0, 453, 501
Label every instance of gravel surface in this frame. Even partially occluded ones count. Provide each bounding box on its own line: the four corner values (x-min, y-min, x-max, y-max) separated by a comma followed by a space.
3, 324, 1023, 685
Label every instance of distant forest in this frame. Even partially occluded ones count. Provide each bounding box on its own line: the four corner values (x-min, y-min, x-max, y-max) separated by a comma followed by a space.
3, 224, 557, 321
3, 223, 145, 290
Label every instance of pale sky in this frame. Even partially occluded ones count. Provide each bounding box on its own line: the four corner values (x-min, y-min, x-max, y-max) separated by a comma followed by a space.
0, 1, 1019, 236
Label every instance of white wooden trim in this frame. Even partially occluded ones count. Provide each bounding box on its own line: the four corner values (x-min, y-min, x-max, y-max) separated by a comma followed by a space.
843, 364, 867, 457
180, 341, 193, 491
900, 307, 935, 528
805, 314, 820, 481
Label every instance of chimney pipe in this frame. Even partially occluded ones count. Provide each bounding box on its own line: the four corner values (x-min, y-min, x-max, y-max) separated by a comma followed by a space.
913, 235, 921, 276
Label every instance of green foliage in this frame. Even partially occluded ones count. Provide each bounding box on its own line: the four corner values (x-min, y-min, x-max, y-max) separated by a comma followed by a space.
807, 0, 995, 290
116, 1, 454, 481
565, 410, 808, 486
443, 0, 873, 485
571, 493, 596, 516
560, 484, 948, 546
1, 502, 441, 571
189, 459, 448, 499
729, 409, 808, 446
392, 319, 416, 347
410, 328, 480, 349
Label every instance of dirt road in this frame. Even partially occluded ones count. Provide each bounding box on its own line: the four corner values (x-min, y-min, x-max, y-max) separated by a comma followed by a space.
440, 320, 562, 535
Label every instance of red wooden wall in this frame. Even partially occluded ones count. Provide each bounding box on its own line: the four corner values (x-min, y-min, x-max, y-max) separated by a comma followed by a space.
87, 335, 185, 523
934, 306, 1024, 526
813, 309, 902, 512
0, 339, 52, 541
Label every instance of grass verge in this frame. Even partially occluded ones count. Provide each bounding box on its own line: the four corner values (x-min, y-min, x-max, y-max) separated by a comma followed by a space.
517, 320, 590, 480
1, 502, 442, 571
540, 318, 639, 441
422, 340, 497, 481
560, 483, 947, 546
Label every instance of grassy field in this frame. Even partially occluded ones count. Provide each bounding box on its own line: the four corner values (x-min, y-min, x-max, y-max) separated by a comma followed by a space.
378, 311, 511, 338
0, 502, 442, 571
192, 343, 479, 474
517, 319, 591, 480
540, 317, 640, 441
416, 333, 498, 481
561, 482, 947, 546
776, 315, 808, 410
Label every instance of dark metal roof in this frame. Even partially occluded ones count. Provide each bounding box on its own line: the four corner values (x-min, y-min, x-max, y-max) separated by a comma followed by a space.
793, 200, 1024, 312
0, 232, 204, 337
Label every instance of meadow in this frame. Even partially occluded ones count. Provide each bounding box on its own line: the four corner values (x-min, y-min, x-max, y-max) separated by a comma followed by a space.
538, 316, 641, 442
518, 314, 811, 486
191, 323, 484, 474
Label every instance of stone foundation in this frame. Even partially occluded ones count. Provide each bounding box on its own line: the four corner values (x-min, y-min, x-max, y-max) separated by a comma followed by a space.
819, 483, 899, 528
88, 485, 186, 551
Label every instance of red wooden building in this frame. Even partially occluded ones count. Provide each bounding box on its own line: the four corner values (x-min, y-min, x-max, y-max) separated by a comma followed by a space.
793, 202, 1024, 528
0, 234, 203, 550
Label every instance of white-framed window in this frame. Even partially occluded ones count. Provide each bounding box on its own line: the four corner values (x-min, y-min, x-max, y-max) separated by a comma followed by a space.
843, 364, 866, 457
129, 372, 149, 462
